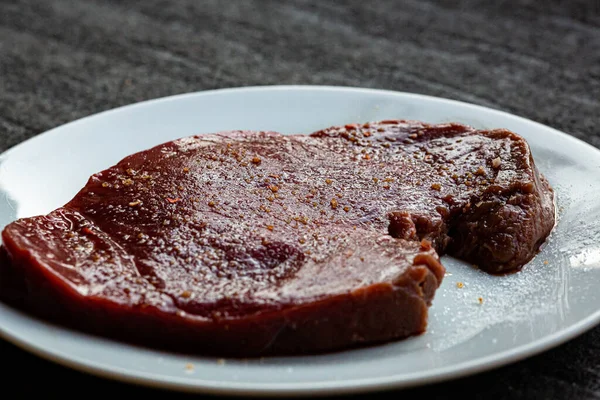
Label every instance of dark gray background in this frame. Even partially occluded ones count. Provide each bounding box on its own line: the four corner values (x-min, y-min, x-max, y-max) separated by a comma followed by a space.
1, 0, 599, 398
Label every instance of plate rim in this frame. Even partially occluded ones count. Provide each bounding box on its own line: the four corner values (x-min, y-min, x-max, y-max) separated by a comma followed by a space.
2, 303, 599, 397
1, 84, 599, 396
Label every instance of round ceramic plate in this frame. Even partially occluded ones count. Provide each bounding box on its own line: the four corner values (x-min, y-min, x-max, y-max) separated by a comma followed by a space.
1, 86, 599, 396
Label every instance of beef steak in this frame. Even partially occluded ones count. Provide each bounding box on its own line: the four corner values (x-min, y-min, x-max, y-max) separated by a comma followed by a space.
0, 120, 554, 356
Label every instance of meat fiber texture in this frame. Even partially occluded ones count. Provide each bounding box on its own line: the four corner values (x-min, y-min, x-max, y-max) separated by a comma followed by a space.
0, 120, 554, 356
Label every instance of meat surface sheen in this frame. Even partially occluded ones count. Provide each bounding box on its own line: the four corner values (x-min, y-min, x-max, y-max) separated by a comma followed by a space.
0, 120, 554, 356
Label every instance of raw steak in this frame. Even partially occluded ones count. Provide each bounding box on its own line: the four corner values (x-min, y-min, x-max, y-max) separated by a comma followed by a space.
0, 120, 554, 356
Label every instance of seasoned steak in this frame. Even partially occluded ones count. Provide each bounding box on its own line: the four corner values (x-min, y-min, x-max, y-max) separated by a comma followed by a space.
0, 120, 554, 356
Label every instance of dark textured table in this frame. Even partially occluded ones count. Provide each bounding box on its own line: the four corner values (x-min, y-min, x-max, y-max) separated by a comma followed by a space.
1, 0, 599, 398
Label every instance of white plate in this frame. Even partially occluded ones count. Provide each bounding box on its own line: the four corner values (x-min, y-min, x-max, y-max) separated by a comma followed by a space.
1, 86, 599, 396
